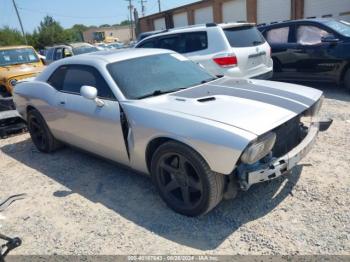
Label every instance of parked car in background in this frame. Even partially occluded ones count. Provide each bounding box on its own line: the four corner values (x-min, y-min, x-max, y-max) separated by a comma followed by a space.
0, 45, 45, 97
135, 23, 273, 79
258, 19, 350, 90
13, 49, 331, 216
45, 43, 99, 64
95, 43, 110, 50
107, 42, 125, 49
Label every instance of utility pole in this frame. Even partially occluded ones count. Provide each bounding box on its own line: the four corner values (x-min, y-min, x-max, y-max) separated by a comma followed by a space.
126, 0, 134, 40
140, 0, 146, 17
11, 0, 27, 44
157, 0, 161, 12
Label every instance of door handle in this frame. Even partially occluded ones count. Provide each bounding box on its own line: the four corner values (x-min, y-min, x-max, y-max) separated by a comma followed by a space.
59, 101, 66, 105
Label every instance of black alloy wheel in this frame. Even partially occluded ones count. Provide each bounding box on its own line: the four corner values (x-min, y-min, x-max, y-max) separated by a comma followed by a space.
151, 141, 224, 216
157, 152, 204, 209
27, 109, 62, 153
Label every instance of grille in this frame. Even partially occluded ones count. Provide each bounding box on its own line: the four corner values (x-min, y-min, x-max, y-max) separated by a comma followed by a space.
271, 115, 306, 158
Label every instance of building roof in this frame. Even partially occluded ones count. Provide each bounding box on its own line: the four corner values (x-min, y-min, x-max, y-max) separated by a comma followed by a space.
140, 0, 208, 20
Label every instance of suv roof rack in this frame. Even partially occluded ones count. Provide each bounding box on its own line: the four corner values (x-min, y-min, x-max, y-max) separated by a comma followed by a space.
206, 23, 217, 27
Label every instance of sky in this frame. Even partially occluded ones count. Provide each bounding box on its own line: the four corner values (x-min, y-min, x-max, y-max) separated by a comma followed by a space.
0, 0, 196, 33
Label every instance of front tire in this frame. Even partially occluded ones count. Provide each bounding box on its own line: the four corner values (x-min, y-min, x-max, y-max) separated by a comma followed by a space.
151, 141, 224, 216
27, 109, 62, 153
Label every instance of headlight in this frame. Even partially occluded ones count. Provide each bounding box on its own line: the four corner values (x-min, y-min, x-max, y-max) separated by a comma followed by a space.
10, 79, 17, 87
241, 132, 276, 164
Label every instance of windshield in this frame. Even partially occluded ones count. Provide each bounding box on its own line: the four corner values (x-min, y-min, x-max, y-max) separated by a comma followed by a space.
107, 53, 214, 99
323, 20, 350, 37
0, 48, 40, 66
72, 45, 98, 55
224, 26, 266, 47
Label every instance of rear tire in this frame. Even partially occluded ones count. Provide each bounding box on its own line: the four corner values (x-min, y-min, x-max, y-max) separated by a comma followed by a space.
344, 68, 350, 91
27, 109, 62, 153
151, 141, 224, 216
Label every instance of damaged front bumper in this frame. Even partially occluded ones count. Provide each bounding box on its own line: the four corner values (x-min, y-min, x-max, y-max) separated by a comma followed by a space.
237, 119, 332, 190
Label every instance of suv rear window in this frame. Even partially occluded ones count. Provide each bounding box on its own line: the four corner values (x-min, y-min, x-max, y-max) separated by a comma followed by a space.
224, 26, 266, 47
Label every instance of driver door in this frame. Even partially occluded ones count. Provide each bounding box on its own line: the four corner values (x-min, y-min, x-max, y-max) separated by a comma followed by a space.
48, 64, 129, 165
290, 24, 341, 81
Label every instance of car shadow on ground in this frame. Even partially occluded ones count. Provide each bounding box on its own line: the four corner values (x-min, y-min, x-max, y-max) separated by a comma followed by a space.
2, 139, 302, 250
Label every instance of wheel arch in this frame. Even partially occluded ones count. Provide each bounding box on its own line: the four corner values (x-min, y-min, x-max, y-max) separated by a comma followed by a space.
25, 105, 38, 120
145, 136, 208, 174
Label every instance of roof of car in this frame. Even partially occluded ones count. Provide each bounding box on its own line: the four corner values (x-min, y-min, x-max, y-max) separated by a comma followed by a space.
0, 45, 35, 50
65, 48, 172, 64
46, 42, 94, 49
258, 18, 336, 28
138, 22, 255, 42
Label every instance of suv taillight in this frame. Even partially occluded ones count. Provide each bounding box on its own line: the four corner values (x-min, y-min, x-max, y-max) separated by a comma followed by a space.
213, 56, 237, 68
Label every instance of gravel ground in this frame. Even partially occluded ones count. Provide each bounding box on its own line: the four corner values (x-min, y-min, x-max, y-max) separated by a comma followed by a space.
0, 84, 349, 255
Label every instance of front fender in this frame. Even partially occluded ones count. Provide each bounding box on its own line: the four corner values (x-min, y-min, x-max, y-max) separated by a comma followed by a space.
122, 102, 256, 175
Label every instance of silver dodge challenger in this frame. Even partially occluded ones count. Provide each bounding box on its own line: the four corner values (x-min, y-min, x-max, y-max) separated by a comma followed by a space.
13, 49, 332, 216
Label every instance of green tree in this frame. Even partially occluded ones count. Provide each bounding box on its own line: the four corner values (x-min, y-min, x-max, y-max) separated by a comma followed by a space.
119, 20, 131, 26
36, 16, 67, 49
0, 27, 25, 46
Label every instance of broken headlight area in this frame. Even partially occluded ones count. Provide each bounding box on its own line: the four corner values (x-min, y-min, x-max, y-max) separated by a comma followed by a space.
240, 131, 276, 165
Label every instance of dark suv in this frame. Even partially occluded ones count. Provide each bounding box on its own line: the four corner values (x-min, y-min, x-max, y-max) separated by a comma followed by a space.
258, 19, 350, 90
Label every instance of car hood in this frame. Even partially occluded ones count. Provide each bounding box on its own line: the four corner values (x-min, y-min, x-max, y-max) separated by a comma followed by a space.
142, 78, 323, 136
0, 63, 44, 80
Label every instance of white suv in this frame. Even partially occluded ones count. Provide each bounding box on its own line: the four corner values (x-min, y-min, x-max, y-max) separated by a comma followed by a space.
135, 23, 273, 79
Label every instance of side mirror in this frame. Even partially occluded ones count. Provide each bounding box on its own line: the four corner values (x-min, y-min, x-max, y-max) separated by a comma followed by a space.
80, 85, 104, 107
321, 34, 339, 43
81, 85, 97, 100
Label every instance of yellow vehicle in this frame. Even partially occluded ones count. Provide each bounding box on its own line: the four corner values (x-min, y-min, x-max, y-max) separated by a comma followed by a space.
0, 46, 44, 97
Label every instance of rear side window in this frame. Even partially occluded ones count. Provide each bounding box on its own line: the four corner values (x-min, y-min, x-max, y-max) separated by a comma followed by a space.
224, 26, 266, 47
266, 27, 290, 44
183, 32, 207, 53
138, 39, 157, 48
47, 66, 67, 90
158, 36, 179, 51
152, 32, 208, 54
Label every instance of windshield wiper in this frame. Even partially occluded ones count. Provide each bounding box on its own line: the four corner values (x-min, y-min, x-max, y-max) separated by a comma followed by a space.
138, 88, 184, 99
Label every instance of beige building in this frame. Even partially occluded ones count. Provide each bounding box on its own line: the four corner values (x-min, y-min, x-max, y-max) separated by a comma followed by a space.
139, 0, 350, 33
83, 25, 135, 43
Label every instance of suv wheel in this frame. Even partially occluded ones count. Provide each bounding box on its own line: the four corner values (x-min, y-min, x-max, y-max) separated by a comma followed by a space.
151, 141, 224, 216
27, 109, 62, 153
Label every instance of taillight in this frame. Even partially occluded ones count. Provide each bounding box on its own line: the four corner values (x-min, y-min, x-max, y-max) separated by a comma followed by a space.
213, 56, 237, 68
